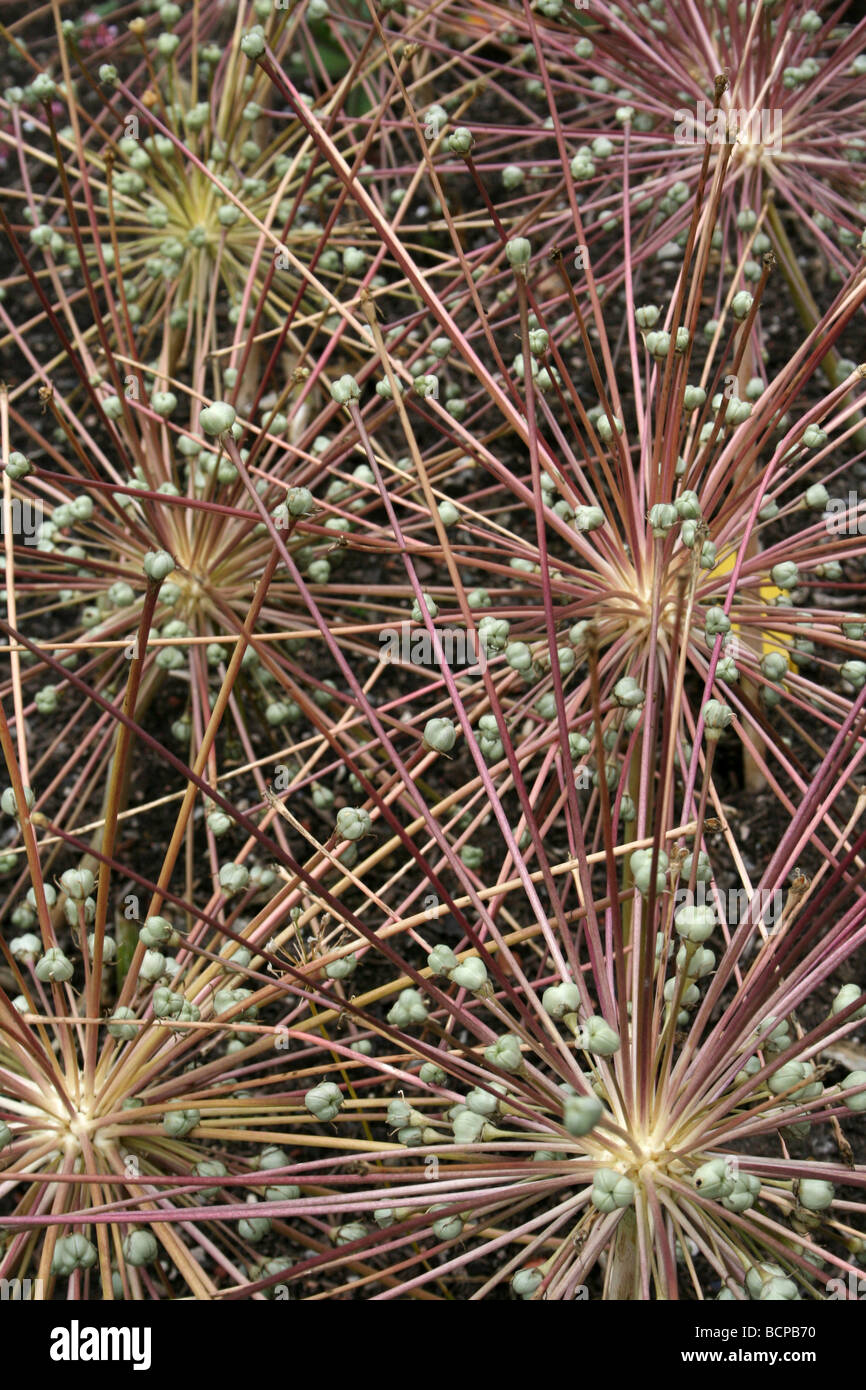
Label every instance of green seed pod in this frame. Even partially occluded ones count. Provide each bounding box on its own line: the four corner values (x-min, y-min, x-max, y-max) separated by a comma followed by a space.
59, 868, 95, 900
768, 1059, 809, 1095
802, 424, 827, 449
427, 944, 459, 976
576, 1015, 620, 1056
199, 401, 237, 435
702, 699, 733, 737
452, 1107, 486, 1143
675, 491, 702, 523
798, 1178, 834, 1211
305, 1081, 342, 1121
194, 1160, 228, 1184
213, 987, 257, 1020
206, 810, 232, 836
107, 581, 136, 608
151, 391, 177, 418
419, 1062, 447, 1086
761, 651, 788, 681
804, 482, 830, 509
387, 988, 429, 1028
563, 1092, 603, 1136
731, 290, 753, 320
140, 916, 174, 948
483, 1032, 523, 1073
591, 1168, 635, 1212
841, 1070, 866, 1111
512, 1267, 544, 1298
449, 957, 488, 992
635, 305, 660, 329
682, 385, 706, 411
722, 1173, 761, 1213
613, 675, 645, 708
745, 1262, 785, 1298
143, 550, 175, 583
152, 986, 184, 1019
505, 641, 533, 673
447, 125, 473, 154
5, 451, 33, 480
841, 660, 866, 689
734, 1054, 761, 1085
757, 1016, 791, 1053
329, 374, 361, 405
664, 978, 700, 1008
123, 1231, 159, 1267
140, 949, 166, 982
108, 1007, 138, 1040
832, 982, 866, 1019
335, 806, 372, 841
325, 953, 357, 981
704, 606, 731, 637
10, 932, 42, 962
1, 785, 35, 819
241, 26, 266, 57
87, 932, 115, 962
674, 904, 716, 942
771, 561, 799, 590
265, 1184, 301, 1203
218, 862, 250, 896
692, 1156, 736, 1199
0, 1121, 12, 1150
466, 1082, 505, 1116
760, 1275, 800, 1300
35, 947, 74, 983
239, 1204, 272, 1243
648, 503, 678, 536
431, 1209, 464, 1241
542, 980, 581, 1019
411, 592, 438, 622
676, 944, 715, 978
505, 237, 531, 270
163, 1108, 199, 1138
424, 717, 457, 752
52, 1234, 98, 1276
387, 1098, 422, 1130
631, 858, 667, 896
570, 154, 595, 179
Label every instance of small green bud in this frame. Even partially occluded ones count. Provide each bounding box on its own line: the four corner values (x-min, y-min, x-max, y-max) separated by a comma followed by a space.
591, 1168, 634, 1212
143, 550, 175, 582
123, 1231, 159, 1266
305, 1081, 343, 1120
35, 947, 74, 982
576, 1015, 620, 1055
199, 401, 237, 435
563, 1093, 603, 1136
505, 237, 531, 270
798, 1178, 834, 1211
423, 717, 457, 752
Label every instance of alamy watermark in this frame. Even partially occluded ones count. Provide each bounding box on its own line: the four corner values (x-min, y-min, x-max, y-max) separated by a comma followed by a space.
824, 493, 866, 535
672, 883, 785, 932
0, 499, 43, 546
674, 100, 783, 152
379, 623, 487, 674
1, 1277, 44, 1299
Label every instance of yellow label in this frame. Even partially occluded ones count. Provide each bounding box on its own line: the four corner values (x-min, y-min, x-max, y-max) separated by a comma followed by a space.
709, 551, 789, 665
